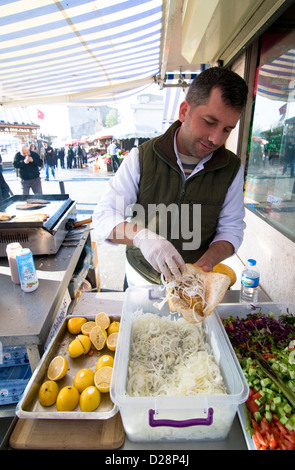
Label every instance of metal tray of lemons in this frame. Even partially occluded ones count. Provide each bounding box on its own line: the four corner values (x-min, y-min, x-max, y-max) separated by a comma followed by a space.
16, 312, 120, 420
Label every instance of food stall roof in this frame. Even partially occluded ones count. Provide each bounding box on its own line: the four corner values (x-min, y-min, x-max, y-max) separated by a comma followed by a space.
0, 0, 164, 108
0, 0, 290, 109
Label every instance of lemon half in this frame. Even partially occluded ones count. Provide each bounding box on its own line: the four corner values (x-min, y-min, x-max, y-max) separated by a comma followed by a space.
56, 386, 80, 411
96, 354, 114, 371
68, 334, 91, 358
39, 380, 59, 407
81, 321, 96, 336
74, 368, 95, 393
106, 333, 118, 351
80, 386, 101, 412
47, 356, 68, 381
89, 325, 107, 350
94, 366, 112, 393
67, 317, 87, 334
108, 321, 120, 335
95, 312, 110, 330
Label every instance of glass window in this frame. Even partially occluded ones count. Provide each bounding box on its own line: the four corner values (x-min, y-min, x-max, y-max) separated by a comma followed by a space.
244, 30, 295, 241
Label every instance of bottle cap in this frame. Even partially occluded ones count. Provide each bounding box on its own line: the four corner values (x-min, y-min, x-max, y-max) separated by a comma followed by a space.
247, 259, 256, 266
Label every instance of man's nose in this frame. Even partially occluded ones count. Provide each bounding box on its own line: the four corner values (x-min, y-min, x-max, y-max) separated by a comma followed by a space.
208, 127, 223, 146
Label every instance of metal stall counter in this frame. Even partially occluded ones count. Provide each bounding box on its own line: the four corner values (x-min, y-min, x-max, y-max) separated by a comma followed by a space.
6, 287, 272, 451
0, 226, 95, 417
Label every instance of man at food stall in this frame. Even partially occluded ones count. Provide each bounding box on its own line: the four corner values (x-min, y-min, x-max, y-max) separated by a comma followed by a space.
93, 67, 248, 287
13, 145, 43, 195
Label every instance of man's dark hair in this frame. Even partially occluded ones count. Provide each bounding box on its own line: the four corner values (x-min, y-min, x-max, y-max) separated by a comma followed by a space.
186, 66, 248, 111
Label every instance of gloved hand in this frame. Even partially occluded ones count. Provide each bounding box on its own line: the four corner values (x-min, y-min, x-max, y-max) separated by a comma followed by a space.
133, 228, 185, 281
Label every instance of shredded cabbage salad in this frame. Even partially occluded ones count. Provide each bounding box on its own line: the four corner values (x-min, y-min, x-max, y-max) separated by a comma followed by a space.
126, 310, 226, 397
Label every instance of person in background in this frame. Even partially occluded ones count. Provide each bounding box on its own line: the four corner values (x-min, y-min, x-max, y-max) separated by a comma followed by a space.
107, 139, 120, 172
82, 145, 87, 166
0, 171, 13, 201
282, 139, 295, 178
67, 145, 74, 169
93, 67, 248, 287
40, 143, 46, 167
58, 147, 65, 169
77, 145, 83, 168
43, 141, 56, 180
13, 145, 43, 195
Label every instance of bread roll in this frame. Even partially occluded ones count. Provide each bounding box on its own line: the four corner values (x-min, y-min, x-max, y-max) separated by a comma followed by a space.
166, 263, 230, 323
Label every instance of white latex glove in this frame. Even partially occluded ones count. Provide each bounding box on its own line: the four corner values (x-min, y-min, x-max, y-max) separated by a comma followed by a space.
133, 228, 185, 281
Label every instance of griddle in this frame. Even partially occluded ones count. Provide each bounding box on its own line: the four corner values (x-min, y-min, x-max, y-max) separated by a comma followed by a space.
0, 194, 77, 256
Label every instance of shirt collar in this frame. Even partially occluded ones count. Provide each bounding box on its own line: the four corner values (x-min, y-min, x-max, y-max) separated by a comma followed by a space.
173, 127, 213, 179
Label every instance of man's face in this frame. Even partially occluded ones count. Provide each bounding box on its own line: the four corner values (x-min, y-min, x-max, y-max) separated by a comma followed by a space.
21, 147, 30, 157
177, 87, 241, 159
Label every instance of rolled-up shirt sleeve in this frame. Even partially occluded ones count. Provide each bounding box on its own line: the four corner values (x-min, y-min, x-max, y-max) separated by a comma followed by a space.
92, 148, 140, 242
210, 164, 246, 253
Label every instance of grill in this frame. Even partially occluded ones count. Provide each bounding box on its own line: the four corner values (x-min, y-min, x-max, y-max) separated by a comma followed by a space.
0, 194, 77, 256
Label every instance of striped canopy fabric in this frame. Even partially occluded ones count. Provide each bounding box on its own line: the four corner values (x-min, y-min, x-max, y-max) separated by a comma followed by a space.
161, 72, 197, 131
0, 0, 163, 107
257, 47, 295, 102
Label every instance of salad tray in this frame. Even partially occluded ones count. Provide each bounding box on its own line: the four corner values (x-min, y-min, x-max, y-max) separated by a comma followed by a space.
215, 302, 295, 450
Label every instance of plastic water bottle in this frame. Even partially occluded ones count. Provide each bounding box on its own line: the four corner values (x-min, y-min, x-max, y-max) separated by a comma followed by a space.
240, 259, 259, 303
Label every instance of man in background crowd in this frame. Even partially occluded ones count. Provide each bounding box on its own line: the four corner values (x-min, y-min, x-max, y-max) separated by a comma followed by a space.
107, 139, 120, 172
13, 145, 43, 195
43, 141, 56, 180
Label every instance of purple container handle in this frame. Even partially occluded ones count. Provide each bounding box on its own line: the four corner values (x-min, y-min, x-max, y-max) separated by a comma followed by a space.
148, 408, 214, 428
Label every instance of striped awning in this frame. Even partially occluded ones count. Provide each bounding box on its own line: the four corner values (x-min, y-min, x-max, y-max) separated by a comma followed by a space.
257, 47, 295, 102
0, 0, 163, 107
161, 72, 197, 132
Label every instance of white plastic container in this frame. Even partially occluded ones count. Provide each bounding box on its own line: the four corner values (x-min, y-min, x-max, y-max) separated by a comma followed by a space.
111, 286, 249, 442
6, 242, 22, 284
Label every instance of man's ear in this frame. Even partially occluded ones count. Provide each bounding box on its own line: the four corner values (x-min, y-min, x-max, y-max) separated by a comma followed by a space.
178, 100, 191, 123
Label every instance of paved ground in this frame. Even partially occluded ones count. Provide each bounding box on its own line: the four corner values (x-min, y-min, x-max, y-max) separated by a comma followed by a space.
2, 165, 126, 291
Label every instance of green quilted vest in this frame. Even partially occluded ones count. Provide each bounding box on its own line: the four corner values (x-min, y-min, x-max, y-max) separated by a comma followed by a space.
126, 120, 241, 284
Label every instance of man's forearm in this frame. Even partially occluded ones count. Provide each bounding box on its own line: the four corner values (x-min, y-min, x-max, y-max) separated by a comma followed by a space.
194, 240, 234, 272
108, 222, 144, 245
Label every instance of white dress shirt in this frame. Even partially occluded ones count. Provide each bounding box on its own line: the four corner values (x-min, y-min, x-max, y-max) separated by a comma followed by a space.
93, 134, 246, 254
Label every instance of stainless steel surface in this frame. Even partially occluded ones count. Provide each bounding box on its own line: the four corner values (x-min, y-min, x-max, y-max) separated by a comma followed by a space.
16, 314, 119, 421
0, 227, 93, 421
0, 228, 92, 351
0, 194, 77, 256
223, 286, 271, 303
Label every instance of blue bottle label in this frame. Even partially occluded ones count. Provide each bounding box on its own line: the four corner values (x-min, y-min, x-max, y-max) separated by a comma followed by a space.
241, 274, 259, 288
16, 249, 38, 291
